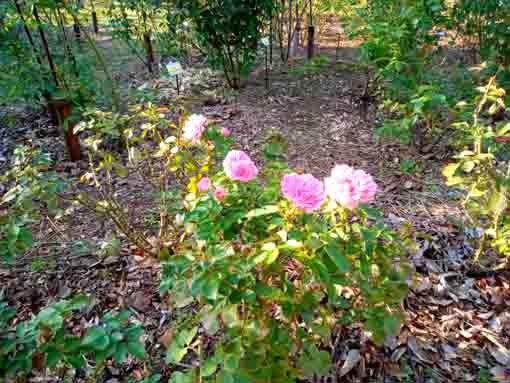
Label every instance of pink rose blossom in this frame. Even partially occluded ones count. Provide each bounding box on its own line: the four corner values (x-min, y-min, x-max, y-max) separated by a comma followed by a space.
281, 173, 325, 212
214, 186, 226, 201
223, 150, 258, 182
325, 165, 377, 209
197, 177, 210, 192
221, 127, 231, 136
183, 114, 208, 143
352, 170, 378, 203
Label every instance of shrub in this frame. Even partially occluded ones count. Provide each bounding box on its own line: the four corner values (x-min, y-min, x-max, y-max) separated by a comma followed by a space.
1, 112, 413, 381
443, 77, 510, 261
73, 108, 232, 256
161, 150, 413, 382
174, 0, 273, 89
452, 0, 510, 65
0, 294, 145, 378
0, 147, 66, 261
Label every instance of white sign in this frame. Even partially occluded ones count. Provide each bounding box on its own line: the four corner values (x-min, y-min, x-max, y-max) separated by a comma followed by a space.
166, 61, 183, 77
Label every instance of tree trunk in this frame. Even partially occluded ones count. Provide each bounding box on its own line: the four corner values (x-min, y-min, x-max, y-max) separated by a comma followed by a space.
48, 98, 81, 161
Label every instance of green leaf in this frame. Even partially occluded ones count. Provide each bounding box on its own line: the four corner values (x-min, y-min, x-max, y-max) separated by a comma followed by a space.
201, 358, 217, 377
489, 191, 507, 215
46, 348, 62, 368
325, 244, 350, 272
114, 342, 129, 364
166, 327, 197, 364
221, 306, 239, 328
442, 163, 459, 178
166, 343, 188, 364
245, 205, 278, 218
69, 295, 90, 310
216, 370, 234, 383
359, 204, 384, 220
66, 354, 86, 369
127, 340, 146, 360
224, 353, 239, 370
170, 371, 194, 383
253, 242, 279, 265
203, 277, 221, 300
384, 313, 403, 336
82, 327, 110, 350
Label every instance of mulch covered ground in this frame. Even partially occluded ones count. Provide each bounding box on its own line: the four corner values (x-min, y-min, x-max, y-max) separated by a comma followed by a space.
1, 43, 509, 383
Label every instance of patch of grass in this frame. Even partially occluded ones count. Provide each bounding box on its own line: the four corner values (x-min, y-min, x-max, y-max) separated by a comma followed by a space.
289, 55, 331, 77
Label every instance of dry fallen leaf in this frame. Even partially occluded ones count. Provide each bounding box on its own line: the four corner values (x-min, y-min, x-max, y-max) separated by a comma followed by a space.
159, 327, 176, 349
131, 369, 145, 381
408, 336, 432, 364
339, 349, 361, 377
489, 346, 510, 365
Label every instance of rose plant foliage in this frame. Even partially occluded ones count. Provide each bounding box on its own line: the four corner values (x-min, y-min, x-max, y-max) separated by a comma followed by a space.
1, 110, 412, 381
160, 120, 413, 382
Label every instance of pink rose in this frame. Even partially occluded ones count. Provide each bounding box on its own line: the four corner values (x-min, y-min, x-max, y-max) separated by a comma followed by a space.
214, 186, 226, 201
197, 177, 210, 192
325, 165, 377, 209
183, 114, 208, 143
281, 173, 325, 212
221, 127, 231, 136
352, 170, 377, 203
223, 150, 258, 182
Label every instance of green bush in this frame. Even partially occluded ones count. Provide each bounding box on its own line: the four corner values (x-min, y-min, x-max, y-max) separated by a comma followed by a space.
174, 0, 273, 88
160, 142, 413, 382
443, 78, 510, 261
0, 294, 145, 377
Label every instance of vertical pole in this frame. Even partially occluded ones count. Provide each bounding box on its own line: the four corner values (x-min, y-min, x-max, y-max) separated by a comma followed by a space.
90, 0, 99, 33
269, 6, 273, 65
265, 46, 269, 90
92, 7, 99, 33
92, 11, 99, 33
307, 0, 314, 60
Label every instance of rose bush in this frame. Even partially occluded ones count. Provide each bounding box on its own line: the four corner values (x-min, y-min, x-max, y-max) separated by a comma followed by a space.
161, 138, 413, 382
1, 111, 413, 381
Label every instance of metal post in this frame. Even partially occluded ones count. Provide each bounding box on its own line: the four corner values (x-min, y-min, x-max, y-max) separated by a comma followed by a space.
307, 0, 314, 60
269, 8, 273, 65
265, 46, 269, 90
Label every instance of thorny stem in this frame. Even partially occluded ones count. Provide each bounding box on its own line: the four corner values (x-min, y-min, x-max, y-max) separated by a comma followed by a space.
68, 190, 153, 254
